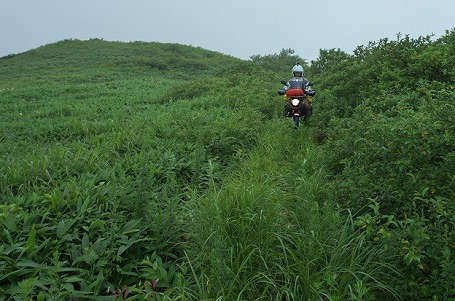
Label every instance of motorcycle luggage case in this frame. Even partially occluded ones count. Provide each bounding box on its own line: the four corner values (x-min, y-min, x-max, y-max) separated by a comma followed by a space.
286, 89, 304, 97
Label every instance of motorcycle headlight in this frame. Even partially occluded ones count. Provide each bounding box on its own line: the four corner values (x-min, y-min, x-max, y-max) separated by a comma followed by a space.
291, 98, 300, 106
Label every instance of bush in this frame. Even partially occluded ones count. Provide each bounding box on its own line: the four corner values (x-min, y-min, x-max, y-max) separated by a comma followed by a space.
312, 29, 455, 300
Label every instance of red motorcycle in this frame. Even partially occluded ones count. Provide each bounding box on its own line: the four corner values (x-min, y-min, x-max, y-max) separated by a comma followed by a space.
278, 80, 312, 128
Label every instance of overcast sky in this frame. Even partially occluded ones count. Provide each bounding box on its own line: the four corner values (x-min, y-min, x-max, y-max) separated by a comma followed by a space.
1, 0, 454, 62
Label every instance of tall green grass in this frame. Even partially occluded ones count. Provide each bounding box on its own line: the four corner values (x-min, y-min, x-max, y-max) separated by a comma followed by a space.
181, 120, 398, 300
1, 39, 401, 300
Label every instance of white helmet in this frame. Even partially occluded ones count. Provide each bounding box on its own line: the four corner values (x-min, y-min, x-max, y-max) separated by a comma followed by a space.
292, 63, 304, 76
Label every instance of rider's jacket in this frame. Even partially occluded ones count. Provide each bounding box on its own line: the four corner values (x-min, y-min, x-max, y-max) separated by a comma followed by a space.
283, 77, 315, 95
287, 77, 309, 90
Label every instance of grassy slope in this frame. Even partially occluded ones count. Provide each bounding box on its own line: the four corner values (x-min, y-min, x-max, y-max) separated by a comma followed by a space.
0, 40, 395, 300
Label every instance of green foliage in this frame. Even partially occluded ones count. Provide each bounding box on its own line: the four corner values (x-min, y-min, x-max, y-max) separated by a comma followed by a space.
312, 28, 455, 300
2, 29, 453, 300
250, 48, 307, 78
0, 39, 255, 299
180, 122, 397, 300
309, 48, 351, 74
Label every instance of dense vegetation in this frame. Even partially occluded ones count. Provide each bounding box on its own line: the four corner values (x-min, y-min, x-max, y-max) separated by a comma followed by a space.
307, 30, 455, 300
0, 31, 453, 300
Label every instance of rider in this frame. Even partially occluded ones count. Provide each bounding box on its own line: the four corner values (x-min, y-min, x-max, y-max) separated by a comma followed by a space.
279, 63, 316, 118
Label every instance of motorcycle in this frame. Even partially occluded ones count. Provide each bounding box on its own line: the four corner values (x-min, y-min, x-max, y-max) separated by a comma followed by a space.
278, 80, 313, 128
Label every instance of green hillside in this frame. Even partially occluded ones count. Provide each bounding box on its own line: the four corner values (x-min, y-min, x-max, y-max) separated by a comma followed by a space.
0, 34, 454, 300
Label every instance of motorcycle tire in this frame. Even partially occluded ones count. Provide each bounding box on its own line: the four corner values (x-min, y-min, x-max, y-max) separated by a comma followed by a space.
293, 115, 301, 128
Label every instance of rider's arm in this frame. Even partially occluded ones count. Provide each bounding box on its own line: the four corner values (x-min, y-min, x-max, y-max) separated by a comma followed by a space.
303, 78, 316, 96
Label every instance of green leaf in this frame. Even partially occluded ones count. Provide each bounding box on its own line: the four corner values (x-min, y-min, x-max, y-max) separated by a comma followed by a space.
26, 225, 36, 257
120, 219, 142, 234
15, 260, 43, 268
17, 276, 39, 294
85, 271, 104, 294
82, 233, 89, 251
56, 219, 77, 238
64, 276, 86, 283
117, 245, 129, 256
79, 196, 91, 214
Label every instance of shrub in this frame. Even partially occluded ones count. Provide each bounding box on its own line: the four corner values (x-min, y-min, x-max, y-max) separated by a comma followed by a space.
312, 29, 455, 300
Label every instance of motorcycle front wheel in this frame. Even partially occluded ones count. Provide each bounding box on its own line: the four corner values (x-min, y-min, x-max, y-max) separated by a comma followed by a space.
293, 115, 301, 128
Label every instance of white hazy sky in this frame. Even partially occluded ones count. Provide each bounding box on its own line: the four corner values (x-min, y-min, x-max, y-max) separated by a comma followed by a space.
1, 0, 454, 62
